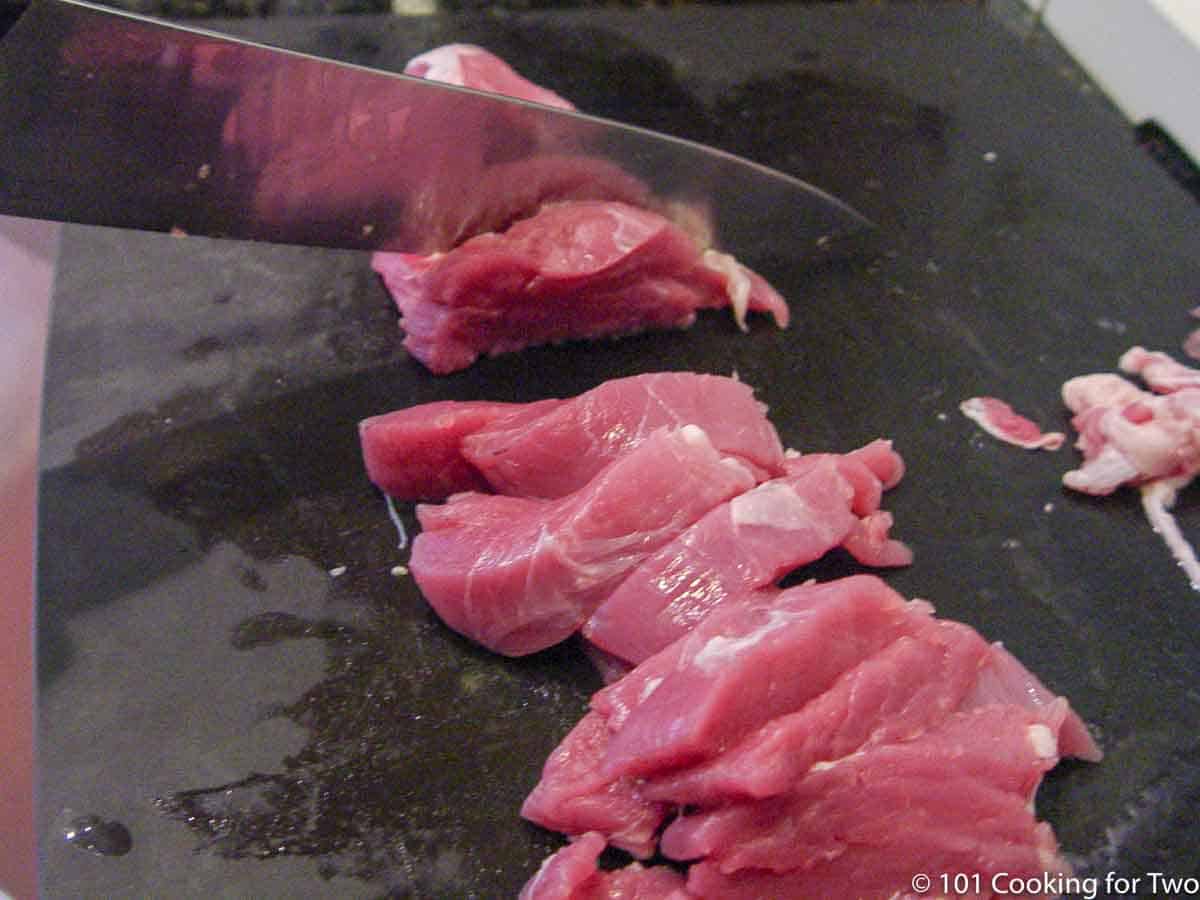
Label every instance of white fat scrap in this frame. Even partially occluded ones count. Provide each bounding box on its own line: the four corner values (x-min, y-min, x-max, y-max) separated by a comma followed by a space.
691, 607, 796, 674
678, 423, 712, 449
1061, 360, 1200, 590
701, 250, 752, 331
1119, 346, 1200, 393
1027, 723, 1059, 759
960, 397, 1065, 451
403, 43, 477, 84
1140, 478, 1200, 591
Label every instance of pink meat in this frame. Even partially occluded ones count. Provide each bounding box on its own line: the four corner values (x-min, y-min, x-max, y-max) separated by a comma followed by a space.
639, 619, 992, 805
373, 200, 789, 374
781, 448, 886, 517
685, 837, 1065, 900
661, 706, 1069, 891
843, 437, 906, 490
519, 832, 691, 900
597, 576, 932, 779
219, 51, 492, 251
525, 576, 1098, 887
357, 45, 796, 369
397, 45, 659, 243
358, 372, 782, 501
586, 865, 691, 900
519, 833, 607, 900
358, 399, 561, 500
409, 425, 755, 656
964, 641, 1102, 762
960, 397, 1066, 451
841, 509, 914, 567
529, 579, 924, 853
581, 459, 862, 665
781, 443, 913, 568
520, 711, 667, 859
462, 372, 786, 497
364, 44, 791, 373
404, 44, 575, 110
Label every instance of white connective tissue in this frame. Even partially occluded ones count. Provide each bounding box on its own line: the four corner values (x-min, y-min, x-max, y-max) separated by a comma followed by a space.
385, 494, 409, 551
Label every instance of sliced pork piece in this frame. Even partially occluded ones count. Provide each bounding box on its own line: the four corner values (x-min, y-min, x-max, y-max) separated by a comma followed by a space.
582, 459, 863, 665
965, 640, 1102, 762
526, 578, 926, 850
839, 437, 906, 490
520, 711, 667, 859
359, 373, 783, 502
519, 832, 607, 900
663, 706, 1071, 898
596, 575, 931, 779
409, 425, 755, 656
462, 372, 785, 497
781, 445, 890, 516
840, 510, 913, 567
373, 200, 789, 374
640, 621, 1100, 808
369, 45, 791, 373
524, 575, 1098, 884
639, 619, 991, 805
781, 444, 912, 565
358, 398, 561, 500
519, 832, 691, 900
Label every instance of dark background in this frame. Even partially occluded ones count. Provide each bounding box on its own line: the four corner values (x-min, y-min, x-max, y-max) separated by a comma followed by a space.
27, 1, 1200, 897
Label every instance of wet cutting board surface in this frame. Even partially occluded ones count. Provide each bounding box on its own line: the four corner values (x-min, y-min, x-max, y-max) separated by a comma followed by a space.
37, 4, 1200, 897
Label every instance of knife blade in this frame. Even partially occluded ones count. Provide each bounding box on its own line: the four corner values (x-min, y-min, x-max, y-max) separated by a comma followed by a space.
0, 0, 872, 259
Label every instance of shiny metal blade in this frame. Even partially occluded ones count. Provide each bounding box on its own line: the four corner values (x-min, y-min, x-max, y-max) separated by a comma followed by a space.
0, 0, 871, 257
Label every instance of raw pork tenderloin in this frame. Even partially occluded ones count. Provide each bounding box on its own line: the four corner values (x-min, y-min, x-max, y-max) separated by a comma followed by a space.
371, 44, 790, 374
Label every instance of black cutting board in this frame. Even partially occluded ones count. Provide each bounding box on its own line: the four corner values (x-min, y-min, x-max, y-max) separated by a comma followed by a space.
37, 4, 1200, 897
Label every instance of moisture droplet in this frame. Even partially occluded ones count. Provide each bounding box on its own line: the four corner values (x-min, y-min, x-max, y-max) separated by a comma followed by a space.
231, 611, 353, 650
63, 815, 132, 857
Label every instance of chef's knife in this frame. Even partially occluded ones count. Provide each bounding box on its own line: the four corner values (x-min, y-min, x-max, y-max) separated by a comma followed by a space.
0, 0, 871, 259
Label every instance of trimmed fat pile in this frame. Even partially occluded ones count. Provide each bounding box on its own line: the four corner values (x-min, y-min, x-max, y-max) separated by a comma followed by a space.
359, 371, 1100, 900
